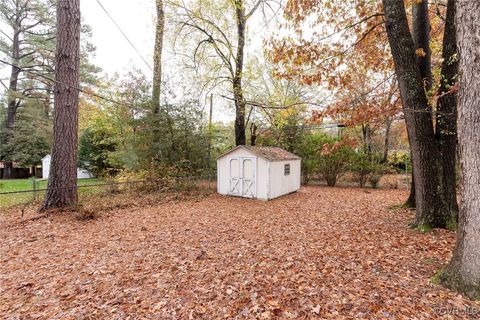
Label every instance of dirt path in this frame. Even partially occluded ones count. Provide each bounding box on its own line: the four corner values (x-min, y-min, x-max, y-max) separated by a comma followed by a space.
1, 186, 478, 319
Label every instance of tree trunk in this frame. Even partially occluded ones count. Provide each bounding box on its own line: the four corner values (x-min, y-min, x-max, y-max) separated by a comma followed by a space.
41, 0, 81, 210
404, 120, 415, 209
404, 176, 416, 208
412, 0, 432, 90
404, 139, 416, 208
435, 0, 459, 223
402, 0, 432, 208
325, 175, 337, 187
441, 0, 480, 298
382, 117, 392, 163
361, 124, 372, 154
152, 0, 164, 114
250, 122, 257, 146
233, 0, 246, 146
383, 0, 452, 229
3, 6, 21, 180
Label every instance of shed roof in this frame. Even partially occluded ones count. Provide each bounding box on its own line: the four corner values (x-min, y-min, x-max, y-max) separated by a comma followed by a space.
218, 146, 301, 161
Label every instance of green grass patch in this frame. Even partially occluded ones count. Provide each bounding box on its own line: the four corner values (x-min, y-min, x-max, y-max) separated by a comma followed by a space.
0, 178, 104, 208
388, 203, 416, 211
423, 258, 437, 265
431, 269, 447, 285
0, 178, 103, 193
0, 178, 43, 193
388, 204, 407, 211
414, 223, 433, 233
432, 268, 480, 300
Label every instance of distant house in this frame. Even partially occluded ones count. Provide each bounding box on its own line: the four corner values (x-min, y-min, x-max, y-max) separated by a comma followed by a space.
217, 146, 301, 201
41, 155, 93, 180
256, 123, 346, 140
319, 123, 346, 138
0, 162, 37, 179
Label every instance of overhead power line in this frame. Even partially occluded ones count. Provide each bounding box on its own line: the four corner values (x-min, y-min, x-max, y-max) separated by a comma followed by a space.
0, 59, 456, 121
0, 78, 8, 90
0, 58, 126, 107
95, 0, 153, 72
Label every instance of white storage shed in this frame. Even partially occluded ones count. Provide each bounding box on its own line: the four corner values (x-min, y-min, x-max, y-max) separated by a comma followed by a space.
41, 155, 93, 180
217, 146, 301, 200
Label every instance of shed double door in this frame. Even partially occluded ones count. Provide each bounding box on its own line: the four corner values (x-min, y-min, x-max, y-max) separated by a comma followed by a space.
228, 157, 256, 198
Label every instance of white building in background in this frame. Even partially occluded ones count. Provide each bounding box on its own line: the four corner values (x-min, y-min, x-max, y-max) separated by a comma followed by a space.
217, 146, 301, 201
41, 155, 93, 180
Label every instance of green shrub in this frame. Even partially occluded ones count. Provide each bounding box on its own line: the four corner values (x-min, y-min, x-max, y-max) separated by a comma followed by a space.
79, 125, 120, 177
295, 133, 325, 184
317, 138, 356, 187
368, 162, 386, 188
387, 151, 411, 173
114, 161, 198, 193
350, 152, 377, 187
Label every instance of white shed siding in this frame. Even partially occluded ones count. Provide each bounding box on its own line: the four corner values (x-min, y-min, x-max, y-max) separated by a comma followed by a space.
77, 169, 93, 179
42, 155, 51, 180
41, 155, 93, 180
217, 146, 301, 200
255, 158, 269, 200
217, 148, 266, 197
268, 159, 301, 199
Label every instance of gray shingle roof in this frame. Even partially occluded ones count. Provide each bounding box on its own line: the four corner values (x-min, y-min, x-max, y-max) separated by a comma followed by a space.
218, 146, 301, 161
246, 146, 301, 161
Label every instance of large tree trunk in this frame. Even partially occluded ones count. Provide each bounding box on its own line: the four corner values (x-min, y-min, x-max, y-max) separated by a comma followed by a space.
41, 0, 81, 210
412, 0, 432, 90
441, 0, 480, 298
406, 0, 431, 210
383, 0, 452, 229
404, 124, 416, 209
403, 0, 432, 208
152, 0, 164, 114
233, 0, 246, 146
435, 0, 459, 223
404, 175, 416, 207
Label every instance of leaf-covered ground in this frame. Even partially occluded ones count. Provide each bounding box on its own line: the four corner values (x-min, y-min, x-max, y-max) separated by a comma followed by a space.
1, 186, 479, 319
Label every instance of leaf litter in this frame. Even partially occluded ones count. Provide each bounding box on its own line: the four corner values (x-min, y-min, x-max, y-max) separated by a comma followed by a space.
1, 186, 478, 319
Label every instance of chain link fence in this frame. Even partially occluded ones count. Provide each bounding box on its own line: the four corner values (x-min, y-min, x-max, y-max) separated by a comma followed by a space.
0, 168, 411, 211
0, 176, 217, 210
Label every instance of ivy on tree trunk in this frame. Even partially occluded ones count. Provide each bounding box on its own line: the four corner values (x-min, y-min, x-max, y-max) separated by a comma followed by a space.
152, 0, 164, 114
233, 0, 246, 146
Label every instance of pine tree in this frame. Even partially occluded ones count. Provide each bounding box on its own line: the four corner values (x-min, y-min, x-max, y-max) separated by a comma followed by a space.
41, 0, 81, 209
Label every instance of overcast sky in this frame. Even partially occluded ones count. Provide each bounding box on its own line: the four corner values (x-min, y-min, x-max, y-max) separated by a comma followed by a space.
0, 1, 156, 91
81, 0, 156, 76
81, 0, 281, 122
0, 0, 282, 122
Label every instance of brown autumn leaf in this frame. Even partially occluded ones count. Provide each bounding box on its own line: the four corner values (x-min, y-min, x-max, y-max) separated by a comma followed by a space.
416, 48, 427, 57
1, 186, 479, 319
